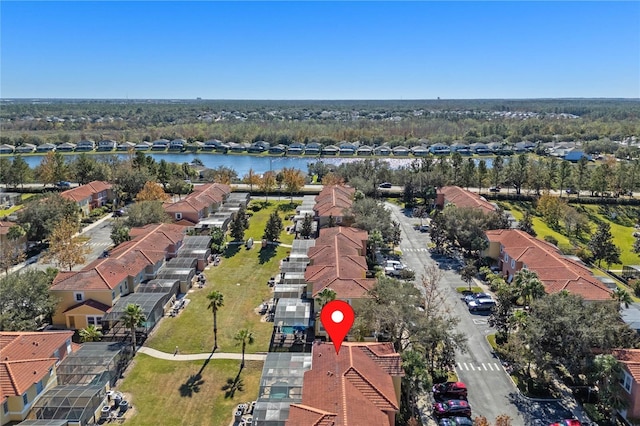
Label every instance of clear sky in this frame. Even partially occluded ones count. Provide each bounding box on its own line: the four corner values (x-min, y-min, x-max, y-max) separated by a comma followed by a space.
1, 1, 639, 100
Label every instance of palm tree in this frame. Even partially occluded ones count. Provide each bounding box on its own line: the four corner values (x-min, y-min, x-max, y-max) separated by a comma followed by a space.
315, 288, 336, 312
121, 303, 146, 352
79, 324, 103, 342
207, 290, 224, 351
513, 269, 545, 306
612, 287, 633, 311
592, 354, 628, 423
234, 329, 254, 370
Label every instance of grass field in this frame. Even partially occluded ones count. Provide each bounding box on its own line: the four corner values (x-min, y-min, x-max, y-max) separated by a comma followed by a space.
118, 354, 262, 426
145, 200, 297, 354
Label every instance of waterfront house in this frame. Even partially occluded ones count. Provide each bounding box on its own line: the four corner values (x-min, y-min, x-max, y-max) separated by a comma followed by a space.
304, 142, 321, 155
97, 139, 117, 151
134, 142, 151, 151
56, 142, 77, 152
15, 144, 36, 153
76, 140, 96, 151
36, 143, 56, 153
169, 139, 186, 151
356, 145, 373, 156
151, 139, 169, 150
117, 141, 136, 151
0, 144, 15, 154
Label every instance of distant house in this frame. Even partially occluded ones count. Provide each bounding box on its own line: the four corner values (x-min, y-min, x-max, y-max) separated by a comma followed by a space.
287, 142, 305, 155
470, 142, 490, 155
339, 142, 357, 156
168, 139, 186, 151
60, 181, 114, 216
392, 145, 410, 156
613, 349, 640, 423
228, 142, 247, 153
268, 144, 287, 155
151, 139, 170, 150
97, 139, 117, 151
215, 143, 230, 153
515, 141, 536, 152
564, 151, 592, 162
0, 144, 15, 154
304, 142, 322, 155
322, 145, 339, 156
15, 144, 36, 153
248, 141, 270, 153
487, 142, 503, 153
163, 183, 231, 225
36, 143, 56, 153
134, 142, 151, 151
0, 331, 75, 425
429, 143, 450, 155
356, 145, 373, 156
203, 139, 223, 150
76, 140, 95, 151
411, 145, 429, 157
450, 142, 469, 153
56, 142, 77, 152
373, 145, 391, 156
117, 141, 136, 151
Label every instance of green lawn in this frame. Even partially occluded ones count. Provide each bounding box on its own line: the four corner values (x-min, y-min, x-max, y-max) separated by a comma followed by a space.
118, 354, 262, 426
146, 200, 297, 354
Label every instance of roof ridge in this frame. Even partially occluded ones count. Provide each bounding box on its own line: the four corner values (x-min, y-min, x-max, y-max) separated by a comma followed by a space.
343, 366, 397, 410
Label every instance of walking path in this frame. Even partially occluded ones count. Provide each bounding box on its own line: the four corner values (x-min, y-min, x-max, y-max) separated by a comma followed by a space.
138, 346, 267, 362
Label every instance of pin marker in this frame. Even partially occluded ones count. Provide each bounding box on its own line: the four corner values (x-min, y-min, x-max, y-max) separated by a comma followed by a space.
319, 300, 355, 354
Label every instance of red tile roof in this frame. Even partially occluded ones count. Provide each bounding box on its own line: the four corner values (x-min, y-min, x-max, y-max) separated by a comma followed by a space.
439, 186, 496, 214
486, 229, 612, 301
614, 349, 640, 382
163, 183, 230, 214
314, 185, 355, 217
287, 342, 403, 426
60, 181, 112, 203
0, 221, 17, 236
0, 331, 74, 401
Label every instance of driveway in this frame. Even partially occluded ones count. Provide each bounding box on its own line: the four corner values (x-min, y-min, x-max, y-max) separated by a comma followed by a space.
386, 202, 575, 425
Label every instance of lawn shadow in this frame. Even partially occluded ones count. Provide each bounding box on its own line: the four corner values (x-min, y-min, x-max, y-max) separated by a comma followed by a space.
178, 351, 215, 398
258, 245, 277, 264
221, 367, 245, 399
276, 202, 298, 213
224, 243, 241, 258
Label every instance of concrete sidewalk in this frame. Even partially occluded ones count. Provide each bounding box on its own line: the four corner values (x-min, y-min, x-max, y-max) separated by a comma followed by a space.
137, 346, 267, 362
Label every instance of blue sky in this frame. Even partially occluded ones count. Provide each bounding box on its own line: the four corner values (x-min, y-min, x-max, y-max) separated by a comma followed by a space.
1, 1, 639, 99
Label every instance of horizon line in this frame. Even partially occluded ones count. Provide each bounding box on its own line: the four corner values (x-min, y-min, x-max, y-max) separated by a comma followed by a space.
2, 97, 639, 102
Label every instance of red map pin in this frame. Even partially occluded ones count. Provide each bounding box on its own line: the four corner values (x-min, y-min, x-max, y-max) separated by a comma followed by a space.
320, 300, 355, 354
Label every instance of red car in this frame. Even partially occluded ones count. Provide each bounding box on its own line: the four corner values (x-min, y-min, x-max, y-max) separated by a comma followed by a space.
549, 421, 581, 426
432, 399, 471, 419
433, 382, 468, 399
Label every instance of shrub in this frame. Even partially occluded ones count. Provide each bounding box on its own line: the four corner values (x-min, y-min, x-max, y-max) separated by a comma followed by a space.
399, 268, 416, 280
575, 247, 593, 264
631, 280, 640, 297
543, 235, 558, 246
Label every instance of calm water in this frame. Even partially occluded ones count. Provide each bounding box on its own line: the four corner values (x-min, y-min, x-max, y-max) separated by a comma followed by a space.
17, 152, 493, 176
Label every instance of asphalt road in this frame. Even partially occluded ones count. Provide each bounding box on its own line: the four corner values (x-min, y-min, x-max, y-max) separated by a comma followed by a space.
386, 202, 575, 425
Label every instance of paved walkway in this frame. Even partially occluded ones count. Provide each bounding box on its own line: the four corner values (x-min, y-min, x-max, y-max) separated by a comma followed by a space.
138, 346, 267, 362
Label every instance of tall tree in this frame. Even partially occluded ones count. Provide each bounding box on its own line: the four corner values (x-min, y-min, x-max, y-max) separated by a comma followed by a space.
242, 168, 260, 192
110, 220, 131, 246
36, 151, 69, 187
611, 287, 633, 311
282, 167, 305, 200
262, 211, 283, 242
121, 303, 146, 352
259, 171, 277, 202
207, 290, 224, 351
491, 155, 504, 189
9, 155, 32, 188
459, 261, 478, 292
508, 154, 529, 195
17, 193, 79, 242
229, 206, 248, 241
0, 269, 58, 331
591, 354, 628, 423
461, 158, 476, 189
588, 222, 621, 268
517, 211, 537, 237
125, 201, 170, 227
557, 160, 572, 196
476, 159, 488, 193
315, 288, 336, 310
299, 214, 314, 239
234, 329, 254, 370
512, 269, 545, 306
42, 217, 91, 271
575, 156, 590, 197
136, 181, 170, 202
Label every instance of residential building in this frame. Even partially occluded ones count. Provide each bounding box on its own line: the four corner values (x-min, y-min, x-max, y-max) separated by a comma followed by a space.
321, 145, 339, 156
116, 141, 136, 151
60, 181, 114, 216
373, 145, 392, 156
392, 145, 410, 156
163, 183, 231, 225
0, 331, 75, 425
339, 142, 357, 155
36, 143, 56, 153
613, 349, 640, 422
56, 142, 77, 152
304, 142, 322, 156
168, 139, 186, 151
0, 144, 14, 154
15, 144, 36, 154
435, 186, 496, 215
287, 142, 305, 155
429, 143, 450, 155
248, 141, 270, 153
76, 140, 96, 151
268, 144, 287, 155
97, 140, 117, 151
356, 145, 374, 156
313, 185, 355, 228
151, 139, 169, 150
134, 142, 151, 151
484, 229, 613, 301
49, 223, 186, 329
286, 342, 403, 426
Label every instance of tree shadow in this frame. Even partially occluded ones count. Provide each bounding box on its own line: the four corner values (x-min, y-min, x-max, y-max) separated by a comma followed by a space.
276, 202, 298, 213
178, 351, 215, 398
224, 243, 241, 258
221, 368, 245, 399
258, 245, 277, 264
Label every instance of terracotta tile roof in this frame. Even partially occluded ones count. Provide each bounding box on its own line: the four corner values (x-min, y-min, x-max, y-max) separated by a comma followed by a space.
0, 331, 74, 400
52, 223, 186, 292
440, 186, 496, 214
314, 185, 355, 217
286, 342, 402, 426
163, 183, 230, 214
486, 229, 612, 301
614, 349, 640, 382
60, 181, 112, 203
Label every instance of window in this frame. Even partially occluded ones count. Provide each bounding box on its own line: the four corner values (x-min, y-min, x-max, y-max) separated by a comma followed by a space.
74, 292, 84, 302
336, 216, 342, 224
112, 290, 116, 300
176, 213, 182, 220
66, 339, 72, 354
504, 254, 509, 263
23, 393, 28, 405
53, 349, 60, 360
500, 245, 503, 253
87, 316, 103, 327
621, 371, 633, 393
36, 380, 43, 394
3, 401, 8, 414
511, 259, 515, 269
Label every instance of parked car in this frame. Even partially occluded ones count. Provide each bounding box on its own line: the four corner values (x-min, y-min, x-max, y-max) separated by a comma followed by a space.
439, 417, 473, 426
433, 382, 468, 400
56, 181, 71, 188
463, 292, 492, 304
565, 188, 577, 194
432, 399, 471, 419
113, 209, 125, 217
488, 186, 501, 192
468, 298, 496, 312
419, 224, 430, 232
549, 420, 581, 426
378, 182, 392, 189
384, 260, 405, 277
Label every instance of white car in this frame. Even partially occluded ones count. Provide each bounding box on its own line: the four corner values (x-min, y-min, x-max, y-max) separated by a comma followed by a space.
384, 260, 405, 277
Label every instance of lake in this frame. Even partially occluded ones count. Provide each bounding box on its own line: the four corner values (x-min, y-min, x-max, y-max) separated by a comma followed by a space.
17, 152, 493, 176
